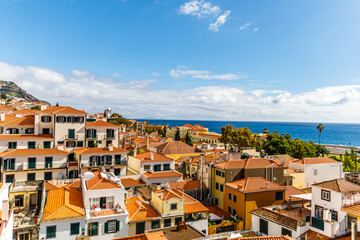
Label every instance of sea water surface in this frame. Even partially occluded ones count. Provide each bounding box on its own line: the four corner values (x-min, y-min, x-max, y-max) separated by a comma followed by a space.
136, 119, 360, 146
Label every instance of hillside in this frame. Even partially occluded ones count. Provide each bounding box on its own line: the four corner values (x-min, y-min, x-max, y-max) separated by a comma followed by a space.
0, 81, 47, 103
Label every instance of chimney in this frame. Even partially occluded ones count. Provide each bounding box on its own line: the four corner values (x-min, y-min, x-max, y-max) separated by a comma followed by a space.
266, 182, 269, 189
134, 148, 137, 157
151, 152, 154, 160
0, 113, 5, 122
2, 199, 9, 221
161, 190, 165, 200
237, 184, 243, 191
352, 219, 357, 240
108, 144, 113, 151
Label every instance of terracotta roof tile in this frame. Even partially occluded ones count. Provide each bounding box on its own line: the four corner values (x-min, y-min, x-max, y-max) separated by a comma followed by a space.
135, 151, 174, 162
143, 170, 182, 179
167, 180, 204, 191
86, 120, 119, 127
312, 178, 360, 193
0, 148, 69, 157
294, 157, 339, 164
42, 181, 85, 222
85, 170, 122, 190
125, 197, 161, 222
120, 178, 146, 188
0, 134, 54, 140
249, 208, 298, 230
300, 230, 330, 240
155, 141, 196, 155
215, 158, 281, 170
73, 147, 127, 154
225, 177, 287, 193
40, 106, 87, 115
233, 236, 296, 240
1, 115, 34, 126
11, 109, 39, 116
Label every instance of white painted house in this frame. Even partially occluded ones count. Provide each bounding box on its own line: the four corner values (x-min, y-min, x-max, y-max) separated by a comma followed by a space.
0, 183, 13, 240
288, 158, 343, 188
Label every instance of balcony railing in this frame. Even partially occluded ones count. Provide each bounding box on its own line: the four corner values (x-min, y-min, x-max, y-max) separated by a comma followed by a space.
65, 135, 78, 140
104, 134, 115, 140
311, 217, 324, 231
81, 160, 127, 168
86, 134, 98, 140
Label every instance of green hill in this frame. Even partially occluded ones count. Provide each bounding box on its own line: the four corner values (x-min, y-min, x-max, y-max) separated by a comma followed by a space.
0, 81, 47, 103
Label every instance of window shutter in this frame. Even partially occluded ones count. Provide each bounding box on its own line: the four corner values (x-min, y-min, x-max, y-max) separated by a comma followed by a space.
10, 159, 15, 169
104, 221, 108, 233
116, 221, 120, 231
3, 159, 7, 170
41, 116, 44, 122
8, 142, 11, 149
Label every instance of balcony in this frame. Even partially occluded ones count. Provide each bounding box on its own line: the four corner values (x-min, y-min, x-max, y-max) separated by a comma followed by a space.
311, 217, 324, 231
104, 134, 115, 140
86, 134, 98, 140
65, 135, 78, 140
88, 205, 125, 218
81, 161, 127, 168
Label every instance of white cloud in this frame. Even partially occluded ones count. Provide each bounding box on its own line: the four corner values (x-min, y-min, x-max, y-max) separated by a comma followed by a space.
209, 10, 231, 32
170, 68, 244, 80
239, 21, 253, 31
179, 0, 220, 17
151, 72, 162, 77
253, 27, 259, 32
1, 61, 360, 123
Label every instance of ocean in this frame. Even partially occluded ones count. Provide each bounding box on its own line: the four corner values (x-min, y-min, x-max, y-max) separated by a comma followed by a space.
136, 119, 360, 147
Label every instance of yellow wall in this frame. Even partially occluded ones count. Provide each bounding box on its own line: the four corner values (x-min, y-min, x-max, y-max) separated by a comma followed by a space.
212, 169, 225, 209
166, 153, 201, 161
128, 216, 184, 236
151, 192, 184, 215
289, 172, 305, 189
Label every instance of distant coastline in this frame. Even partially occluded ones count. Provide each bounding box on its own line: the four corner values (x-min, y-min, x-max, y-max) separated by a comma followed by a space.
136, 119, 360, 147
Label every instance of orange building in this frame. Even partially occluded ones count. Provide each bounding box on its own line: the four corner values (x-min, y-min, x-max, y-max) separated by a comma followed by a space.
223, 177, 287, 229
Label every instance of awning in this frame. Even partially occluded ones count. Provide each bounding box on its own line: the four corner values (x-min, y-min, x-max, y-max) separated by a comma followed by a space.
289, 193, 312, 201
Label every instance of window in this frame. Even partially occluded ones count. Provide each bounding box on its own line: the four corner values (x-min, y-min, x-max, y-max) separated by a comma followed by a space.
77, 141, 83, 147
175, 217, 182, 225
215, 182, 219, 190
281, 227, 292, 237
152, 220, 160, 229
27, 173, 35, 181
86, 129, 97, 139
136, 222, 145, 235
28, 157, 36, 169
106, 129, 115, 138
171, 203, 177, 210
25, 128, 34, 134
45, 157, 53, 168
228, 206, 232, 213
115, 155, 121, 164
233, 195, 237, 203
28, 141, 36, 149
8, 142, 17, 149
221, 171, 224, 178
15, 195, 24, 207
276, 192, 283, 200
164, 219, 171, 227
228, 192, 232, 200
3, 158, 15, 170
5, 174, 14, 183
220, 184, 224, 192
88, 141, 95, 148
88, 222, 98, 236
104, 155, 112, 165
330, 209, 338, 221
42, 128, 50, 134
56, 116, 65, 123
163, 164, 170, 171
259, 219, 268, 235
215, 198, 218, 206
43, 141, 51, 149
233, 209, 237, 216
7, 128, 19, 134
114, 168, 121, 177
44, 172, 52, 180
66, 141, 76, 148
106, 140, 112, 147
46, 226, 56, 238
41, 116, 52, 123
70, 222, 80, 235
106, 220, 117, 233
216, 170, 219, 176
321, 190, 330, 201
144, 165, 151, 171
68, 129, 75, 139
154, 164, 161, 172
314, 169, 318, 175
315, 205, 324, 219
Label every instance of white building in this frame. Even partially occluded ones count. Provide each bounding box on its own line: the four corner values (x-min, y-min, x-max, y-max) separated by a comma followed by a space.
288, 158, 343, 188
0, 183, 13, 240
128, 151, 175, 174
85, 120, 120, 148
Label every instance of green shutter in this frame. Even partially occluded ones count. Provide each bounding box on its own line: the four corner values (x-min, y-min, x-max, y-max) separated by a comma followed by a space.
3, 159, 7, 170
116, 220, 120, 231
115, 155, 121, 164
8, 142, 11, 149
104, 221, 108, 233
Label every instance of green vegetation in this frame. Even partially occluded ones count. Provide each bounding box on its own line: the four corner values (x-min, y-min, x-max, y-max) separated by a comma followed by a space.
330, 148, 359, 172
185, 131, 193, 146
219, 125, 257, 151
175, 129, 181, 141
31, 105, 41, 110
0, 93, 7, 99
110, 117, 132, 126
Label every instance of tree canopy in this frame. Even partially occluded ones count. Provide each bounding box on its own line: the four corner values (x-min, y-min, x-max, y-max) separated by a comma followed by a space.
110, 117, 132, 126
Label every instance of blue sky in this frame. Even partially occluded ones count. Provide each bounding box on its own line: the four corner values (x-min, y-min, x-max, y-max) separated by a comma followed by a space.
1, 0, 360, 122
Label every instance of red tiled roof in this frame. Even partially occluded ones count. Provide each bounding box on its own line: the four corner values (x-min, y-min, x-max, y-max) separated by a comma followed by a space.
134, 151, 174, 162
73, 147, 127, 154
294, 157, 339, 164
121, 178, 146, 188
125, 197, 161, 222
86, 120, 119, 127
1, 115, 34, 126
233, 236, 296, 240
155, 141, 196, 155
168, 180, 203, 191
0, 134, 54, 140
225, 177, 287, 193
313, 178, 360, 193
215, 158, 282, 170
85, 171, 122, 190
40, 106, 87, 115
0, 148, 69, 156
143, 170, 182, 179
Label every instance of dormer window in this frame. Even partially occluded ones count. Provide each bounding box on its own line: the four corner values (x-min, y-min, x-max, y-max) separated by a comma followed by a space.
321, 189, 330, 201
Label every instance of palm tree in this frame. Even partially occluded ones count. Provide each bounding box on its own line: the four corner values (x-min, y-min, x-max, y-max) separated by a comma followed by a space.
316, 123, 325, 146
